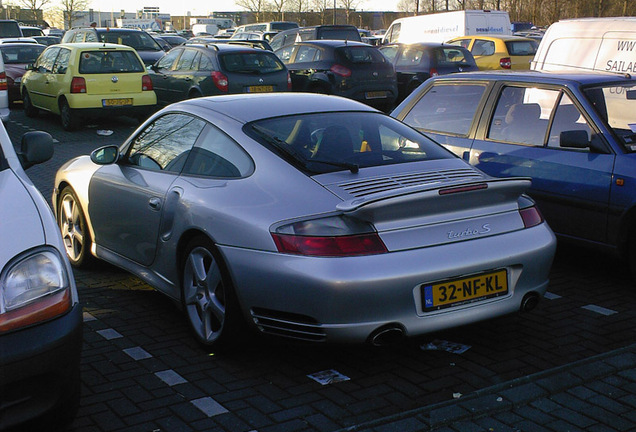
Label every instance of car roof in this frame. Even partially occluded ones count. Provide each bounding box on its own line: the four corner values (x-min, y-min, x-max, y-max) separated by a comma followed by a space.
0, 42, 44, 49
57, 42, 137, 51
429, 70, 636, 86
449, 34, 538, 42
185, 43, 270, 53
297, 40, 372, 47
169, 93, 376, 124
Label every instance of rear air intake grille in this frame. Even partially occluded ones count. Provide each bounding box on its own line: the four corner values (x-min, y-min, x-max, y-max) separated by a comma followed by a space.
339, 169, 483, 197
251, 308, 326, 342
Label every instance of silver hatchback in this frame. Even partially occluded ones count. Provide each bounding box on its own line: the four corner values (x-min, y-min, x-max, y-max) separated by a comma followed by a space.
53, 93, 556, 348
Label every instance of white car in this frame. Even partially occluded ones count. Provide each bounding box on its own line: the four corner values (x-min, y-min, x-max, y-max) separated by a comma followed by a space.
0, 124, 82, 429
0, 53, 9, 121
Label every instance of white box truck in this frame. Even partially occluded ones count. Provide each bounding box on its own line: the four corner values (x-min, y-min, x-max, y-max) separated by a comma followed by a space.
382, 10, 512, 44
191, 23, 219, 36
531, 17, 636, 73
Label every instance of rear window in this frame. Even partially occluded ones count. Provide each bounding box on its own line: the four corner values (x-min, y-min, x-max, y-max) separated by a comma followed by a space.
247, 111, 452, 174
336, 46, 386, 64
317, 28, 361, 41
0, 21, 21, 38
219, 51, 284, 73
505, 40, 538, 56
271, 22, 298, 31
99, 31, 162, 51
435, 47, 475, 66
78, 50, 145, 74
1, 45, 45, 64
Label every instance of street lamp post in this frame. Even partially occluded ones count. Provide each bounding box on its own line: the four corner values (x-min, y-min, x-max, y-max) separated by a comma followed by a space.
333, 0, 336, 24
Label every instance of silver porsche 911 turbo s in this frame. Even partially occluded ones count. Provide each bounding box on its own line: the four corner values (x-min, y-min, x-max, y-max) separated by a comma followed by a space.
53, 93, 556, 348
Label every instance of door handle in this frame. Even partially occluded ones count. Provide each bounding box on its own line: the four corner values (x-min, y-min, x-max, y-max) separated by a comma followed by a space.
149, 197, 162, 210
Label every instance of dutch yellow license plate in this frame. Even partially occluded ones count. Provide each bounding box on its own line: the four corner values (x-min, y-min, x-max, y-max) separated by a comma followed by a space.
103, 98, 133, 107
247, 86, 274, 93
422, 269, 508, 311
366, 91, 388, 99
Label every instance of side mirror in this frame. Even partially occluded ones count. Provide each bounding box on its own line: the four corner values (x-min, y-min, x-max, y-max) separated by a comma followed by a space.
90, 145, 119, 165
560, 130, 606, 153
18, 131, 54, 169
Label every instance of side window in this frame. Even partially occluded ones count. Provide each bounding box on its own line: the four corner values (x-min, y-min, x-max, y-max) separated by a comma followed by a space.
198, 53, 214, 71
378, 45, 398, 62
397, 47, 425, 67
52, 48, 70, 74
175, 49, 197, 71
386, 23, 400, 44
277, 46, 294, 63
488, 86, 559, 146
183, 125, 254, 178
403, 84, 487, 136
449, 39, 471, 49
35, 47, 60, 72
294, 46, 319, 63
548, 94, 593, 149
472, 40, 495, 56
127, 114, 207, 173
70, 32, 84, 43
157, 49, 181, 70
84, 31, 98, 42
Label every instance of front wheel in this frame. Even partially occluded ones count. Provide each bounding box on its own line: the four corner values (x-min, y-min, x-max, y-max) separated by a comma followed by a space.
181, 237, 242, 347
60, 99, 80, 131
58, 187, 93, 267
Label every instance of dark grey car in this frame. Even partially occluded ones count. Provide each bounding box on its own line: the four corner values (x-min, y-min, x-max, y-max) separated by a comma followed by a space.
149, 43, 290, 107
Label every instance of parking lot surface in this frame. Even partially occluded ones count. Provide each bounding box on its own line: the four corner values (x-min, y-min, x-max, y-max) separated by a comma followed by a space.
6, 109, 636, 431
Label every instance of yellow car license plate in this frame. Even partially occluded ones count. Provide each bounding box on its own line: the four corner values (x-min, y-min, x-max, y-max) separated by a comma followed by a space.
422, 269, 508, 311
366, 91, 388, 99
103, 98, 133, 107
247, 86, 274, 93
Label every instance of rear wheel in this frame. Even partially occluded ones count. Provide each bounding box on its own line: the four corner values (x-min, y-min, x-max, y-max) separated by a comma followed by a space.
60, 99, 80, 131
181, 237, 243, 347
58, 186, 93, 267
23, 90, 38, 117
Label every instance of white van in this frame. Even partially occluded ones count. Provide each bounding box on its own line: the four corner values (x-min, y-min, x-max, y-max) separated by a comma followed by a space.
383, 10, 512, 44
531, 17, 636, 73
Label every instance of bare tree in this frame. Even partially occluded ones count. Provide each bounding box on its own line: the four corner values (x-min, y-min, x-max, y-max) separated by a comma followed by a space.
338, 0, 364, 25
235, 0, 267, 22
270, 0, 287, 20
56, 0, 89, 29
18, 0, 52, 21
397, 0, 418, 13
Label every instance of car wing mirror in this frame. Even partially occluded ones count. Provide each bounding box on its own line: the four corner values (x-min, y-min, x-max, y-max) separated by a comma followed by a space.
90, 145, 119, 165
560, 130, 606, 153
18, 131, 54, 169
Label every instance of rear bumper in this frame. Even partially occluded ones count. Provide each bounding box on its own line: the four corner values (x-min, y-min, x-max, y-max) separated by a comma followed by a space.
0, 303, 83, 430
66, 91, 157, 111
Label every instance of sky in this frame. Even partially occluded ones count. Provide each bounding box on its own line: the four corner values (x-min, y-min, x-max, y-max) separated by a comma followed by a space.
90, 0, 400, 17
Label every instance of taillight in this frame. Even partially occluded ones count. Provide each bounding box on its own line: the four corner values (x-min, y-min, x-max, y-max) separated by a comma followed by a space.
0, 72, 7, 91
211, 71, 229, 92
500, 57, 512, 69
142, 75, 153, 91
287, 72, 292, 90
330, 64, 352, 77
70, 76, 86, 93
271, 215, 387, 257
430, 68, 439, 77
520, 206, 544, 228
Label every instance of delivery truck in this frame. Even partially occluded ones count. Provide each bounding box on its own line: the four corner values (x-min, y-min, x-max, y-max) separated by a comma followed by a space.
382, 10, 512, 44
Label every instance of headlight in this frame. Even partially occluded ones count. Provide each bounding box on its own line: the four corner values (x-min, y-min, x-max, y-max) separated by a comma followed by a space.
1, 247, 72, 332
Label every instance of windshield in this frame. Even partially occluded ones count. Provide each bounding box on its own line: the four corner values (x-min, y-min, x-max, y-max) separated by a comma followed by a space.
584, 82, 636, 151
219, 52, 284, 73
247, 112, 453, 174
100, 31, 162, 51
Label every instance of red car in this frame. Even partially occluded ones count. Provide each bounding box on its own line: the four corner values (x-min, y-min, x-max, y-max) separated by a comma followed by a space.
1, 43, 45, 105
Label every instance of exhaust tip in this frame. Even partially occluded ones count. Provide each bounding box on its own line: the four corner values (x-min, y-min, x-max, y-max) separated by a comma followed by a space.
368, 324, 405, 347
521, 292, 540, 312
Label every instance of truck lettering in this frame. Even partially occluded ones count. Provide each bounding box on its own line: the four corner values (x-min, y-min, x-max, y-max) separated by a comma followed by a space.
606, 60, 635, 73
617, 40, 636, 52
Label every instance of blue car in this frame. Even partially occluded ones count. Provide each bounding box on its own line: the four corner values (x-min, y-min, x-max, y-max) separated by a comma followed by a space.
392, 71, 636, 275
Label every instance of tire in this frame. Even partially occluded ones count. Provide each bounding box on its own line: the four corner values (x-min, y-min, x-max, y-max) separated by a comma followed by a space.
181, 237, 242, 347
60, 99, 79, 131
23, 90, 38, 118
58, 186, 93, 267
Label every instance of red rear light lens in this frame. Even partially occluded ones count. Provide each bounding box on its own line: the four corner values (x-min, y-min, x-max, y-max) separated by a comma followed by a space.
0, 72, 7, 91
500, 57, 512, 69
142, 75, 153, 91
70, 76, 86, 93
272, 233, 387, 257
330, 64, 352, 77
287, 72, 292, 90
211, 71, 229, 92
520, 206, 544, 228
430, 68, 439, 76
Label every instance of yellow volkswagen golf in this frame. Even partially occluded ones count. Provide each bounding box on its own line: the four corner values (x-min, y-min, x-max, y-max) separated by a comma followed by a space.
447, 35, 538, 70
21, 43, 156, 131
